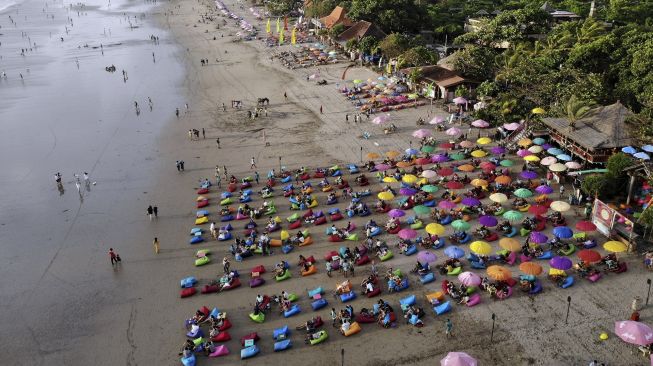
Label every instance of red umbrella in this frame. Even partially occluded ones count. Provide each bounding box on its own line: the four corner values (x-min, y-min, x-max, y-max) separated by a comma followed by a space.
575, 221, 597, 232
528, 205, 548, 215
438, 168, 454, 176
446, 181, 464, 190
480, 162, 496, 170
415, 157, 431, 165
578, 249, 602, 263
439, 142, 454, 149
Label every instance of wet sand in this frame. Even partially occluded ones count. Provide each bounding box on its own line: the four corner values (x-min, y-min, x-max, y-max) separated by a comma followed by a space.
1, 0, 651, 365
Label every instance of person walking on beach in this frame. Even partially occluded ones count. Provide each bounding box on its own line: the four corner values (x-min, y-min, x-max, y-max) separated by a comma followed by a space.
180, 161, 185, 171
175, 108, 179, 118
153, 206, 158, 218
176, 160, 181, 172
284, 92, 287, 100
250, 157, 256, 169
202, 128, 205, 139
153, 237, 160, 254
109, 248, 119, 266
148, 97, 153, 111
330, 308, 337, 327
222, 102, 226, 112
222, 257, 230, 274
559, 184, 565, 198
255, 171, 259, 185
216, 138, 221, 148
445, 318, 453, 337
147, 205, 154, 221
320, 105, 323, 114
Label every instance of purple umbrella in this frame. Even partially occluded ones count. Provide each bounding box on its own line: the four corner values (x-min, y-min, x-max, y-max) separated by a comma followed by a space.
432, 154, 450, 163
400, 187, 418, 196
530, 231, 548, 243
458, 271, 481, 286
535, 185, 554, 194
388, 209, 406, 218
478, 215, 498, 227
438, 200, 457, 209
549, 256, 572, 270
375, 164, 391, 171
417, 251, 437, 264
461, 197, 480, 206
398, 228, 418, 239
542, 143, 553, 150
520, 170, 538, 179
491, 146, 506, 155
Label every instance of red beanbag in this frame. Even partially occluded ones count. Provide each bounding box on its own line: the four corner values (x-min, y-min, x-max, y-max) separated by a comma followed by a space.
328, 234, 343, 242
197, 200, 209, 208
180, 288, 197, 298
366, 287, 381, 298
197, 188, 209, 194
330, 213, 343, 221
240, 332, 260, 346
315, 216, 327, 225
324, 251, 338, 261
288, 220, 302, 230
212, 331, 231, 342
218, 318, 232, 331
201, 285, 219, 294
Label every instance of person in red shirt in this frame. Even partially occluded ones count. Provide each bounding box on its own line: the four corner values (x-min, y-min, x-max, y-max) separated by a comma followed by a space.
109, 248, 118, 265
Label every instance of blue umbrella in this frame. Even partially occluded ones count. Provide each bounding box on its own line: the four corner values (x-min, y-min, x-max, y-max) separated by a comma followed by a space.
622, 146, 637, 154
405, 148, 419, 156
533, 137, 546, 145
547, 148, 563, 155
634, 152, 651, 160
553, 226, 573, 239
556, 154, 572, 161
642, 145, 653, 153
444, 246, 465, 259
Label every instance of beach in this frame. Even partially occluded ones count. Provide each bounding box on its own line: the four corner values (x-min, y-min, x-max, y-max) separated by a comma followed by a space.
0, 0, 651, 365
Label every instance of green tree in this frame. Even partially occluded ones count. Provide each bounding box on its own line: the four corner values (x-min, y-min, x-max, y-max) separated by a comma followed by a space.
455, 8, 551, 47
358, 36, 379, 54
408, 68, 423, 86
581, 174, 608, 197
378, 33, 410, 59
398, 46, 438, 67
328, 23, 346, 39
452, 46, 497, 80
565, 94, 594, 129
606, 152, 634, 178
348, 0, 424, 33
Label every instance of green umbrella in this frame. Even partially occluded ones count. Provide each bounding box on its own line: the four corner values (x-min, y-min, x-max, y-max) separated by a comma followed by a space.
502, 210, 523, 221
413, 205, 430, 216
421, 145, 435, 153
513, 188, 533, 198
421, 185, 439, 193
450, 153, 465, 161
500, 159, 514, 167
353, 79, 363, 84
451, 219, 471, 231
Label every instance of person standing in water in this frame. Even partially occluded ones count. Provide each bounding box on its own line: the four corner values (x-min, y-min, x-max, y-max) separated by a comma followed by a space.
153, 237, 159, 254
147, 205, 153, 221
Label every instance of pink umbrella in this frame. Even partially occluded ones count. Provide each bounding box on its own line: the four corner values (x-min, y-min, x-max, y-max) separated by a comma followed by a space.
441, 352, 477, 366
372, 114, 390, 125
458, 271, 481, 286
438, 200, 457, 209
459, 140, 474, 148
413, 129, 432, 138
375, 164, 391, 171
453, 97, 467, 105
429, 116, 445, 125
615, 321, 653, 346
517, 149, 533, 157
445, 127, 461, 136
471, 119, 489, 128
504, 122, 521, 131
540, 156, 557, 166
388, 209, 405, 218
565, 161, 581, 169
398, 228, 418, 240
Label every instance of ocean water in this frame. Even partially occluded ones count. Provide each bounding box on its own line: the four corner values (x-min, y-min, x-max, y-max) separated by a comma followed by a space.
0, 0, 17, 13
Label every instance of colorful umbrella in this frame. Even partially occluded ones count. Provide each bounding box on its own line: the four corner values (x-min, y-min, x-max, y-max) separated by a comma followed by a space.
415, 157, 431, 165
450, 153, 465, 161
514, 188, 533, 198
470, 241, 492, 255
603, 241, 627, 253
446, 181, 464, 190
444, 246, 465, 259
406, 148, 420, 156
528, 145, 543, 153
432, 154, 451, 163
533, 137, 546, 145
388, 209, 405, 218
396, 161, 412, 168
438, 167, 453, 176
438, 143, 454, 150
458, 164, 475, 172
479, 215, 498, 227
621, 146, 637, 155
421, 145, 435, 153
643, 145, 653, 153
372, 114, 390, 124
549, 256, 572, 270
517, 138, 532, 147
480, 161, 496, 170
398, 228, 418, 240
477, 137, 492, 145
451, 220, 471, 231
519, 262, 543, 276
421, 185, 438, 193
503, 210, 523, 221
421, 170, 437, 179
471, 150, 487, 158
547, 148, 563, 155
575, 221, 597, 232
425, 223, 446, 236
550, 201, 570, 212
500, 159, 514, 167
417, 251, 437, 264
489, 193, 508, 203
615, 321, 653, 346
400, 187, 418, 196
517, 149, 533, 157
529, 231, 548, 243
524, 155, 540, 162
413, 205, 430, 215
499, 238, 520, 251
528, 205, 548, 215
553, 226, 573, 239
634, 152, 650, 160
492, 146, 507, 155
535, 185, 554, 194
382, 177, 398, 183
366, 152, 380, 159
429, 116, 445, 124
461, 197, 481, 206
487, 265, 512, 281
540, 156, 557, 166
470, 178, 488, 187
378, 191, 394, 200
460, 140, 475, 148
578, 249, 602, 263
375, 163, 391, 171
446, 127, 461, 136
458, 272, 481, 287
565, 161, 581, 169
386, 150, 400, 158
504, 122, 520, 131
520, 171, 538, 179
472, 120, 490, 128
439, 200, 457, 210
556, 154, 572, 161
402, 174, 418, 183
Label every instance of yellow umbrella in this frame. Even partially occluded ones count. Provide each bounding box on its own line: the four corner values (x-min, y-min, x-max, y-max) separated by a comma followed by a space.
382, 176, 398, 183
470, 241, 492, 255
549, 163, 567, 172
517, 138, 532, 147
425, 223, 445, 236
386, 151, 400, 158
471, 150, 487, 158
378, 191, 394, 200
477, 137, 492, 145
417, 178, 428, 185
489, 193, 508, 203
603, 241, 627, 253
366, 152, 380, 159
519, 262, 543, 276
402, 174, 418, 183
550, 201, 570, 212
471, 178, 489, 187
499, 238, 521, 252
524, 155, 540, 162
458, 164, 475, 172
487, 265, 512, 281
532, 107, 546, 114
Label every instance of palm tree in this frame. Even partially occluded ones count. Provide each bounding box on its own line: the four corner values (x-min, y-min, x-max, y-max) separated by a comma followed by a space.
565, 95, 594, 130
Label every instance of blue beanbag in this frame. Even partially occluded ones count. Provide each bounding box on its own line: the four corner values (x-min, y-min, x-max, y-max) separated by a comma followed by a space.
181, 353, 196, 366
181, 276, 197, 288
434, 301, 451, 315
240, 345, 259, 359
328, 208, 340, 215
561, 276, 574, 289
433, 238, 445, 249
506, 227, 518, 237
369, 226, 382, 237
471, 261, 486, 269
340, 291, 356, 302
190, 228, 202, 235
283, 304, 301, 318
311, 298, 328, 310
537, 251, 553, 260
459, 233, 471, 244
190, 236, 204, 245
423, 200, 436, 207
440, 216, 452, 225
420, 272, 435, 284
308, 287, 323, 297
221, 215, 234, 222
197, 210, 209, 217
209, 307, 220, 318
404, 245, 417, 256
282, 245, 294, 254
218, 232, 232, 241
239, 196, 252, 203
273, 326, 289, 340
281, 176, 292, 183
399, 294, 416, 307
274, 339, 292, 352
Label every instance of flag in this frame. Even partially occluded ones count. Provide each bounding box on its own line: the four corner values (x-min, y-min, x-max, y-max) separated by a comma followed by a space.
291, 27, 297, 45
276, 18, 280, 34
266, 18, 270, 33
284, 16, 288, 31
279, 30, 284, 45
386, 63, 392, 74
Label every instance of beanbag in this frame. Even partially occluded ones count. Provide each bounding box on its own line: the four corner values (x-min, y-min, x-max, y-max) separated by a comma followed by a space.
276, 270, 292, 282
220, 215, 234, 222
315, 216, 327, 225
420, 272, 435, 284
355, 255, 370, 266
197, 188, 209, 194
249, 312, 265, 323
220, 198, 233, 206
447, 267, 462, 276
404, 245, 417, 256
288, 220, 302, 230
310, 330, 328, 345
311, 298, 328, 310
195, 217, 209, 225
299, 237, 314, 247
249, 277, 265, 288
273, 325, 289, 340
387, 226, 401, 234
471, 261, 486, 270
195, 256, 210, 266
346, 233, 358, 241
380, 251, 394, 261
201, 284, 219, 294
343, 322, 361, 336
240, 345, 259, 359
181, 354, 196, 366
240, 332, 260, 346
330, 213, 343, 221
537, 251, 553, 260
283, 304, 301, 318
356, 313, 376, 323
466, 293, 481, 307
308, 287, 323, 298
301, 265, 317, 276
282, 245, 294, 254
340, 291, 356, 303
196, 210, 209, 218
197, 200, 209, 208
181, 276, 197, 288
217, 232, 232, 241
328, 234, 343, 242
560, 276, 574, 289
287, 213, 300, 222
366, 287, 381, 297
209, 344, 229, 357
434, 301, 451, 315
222, 278, 241, 290
529, 281, 542, 295
505, 227, 518, 237
274, 339, 292, 352
180, 288, 197, 298
399, 294, 416, 307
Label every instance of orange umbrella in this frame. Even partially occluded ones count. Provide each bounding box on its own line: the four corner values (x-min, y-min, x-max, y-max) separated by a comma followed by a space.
386, 151, 400, 158
519, 262, 543, 276
471, 179, 488, 187
366, 152, 380, 159
499, 238, 520, 252
458, 164, 475, 172
396, 161, 413, 168
495, 175, 512, 185
487, 265, 512, 281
